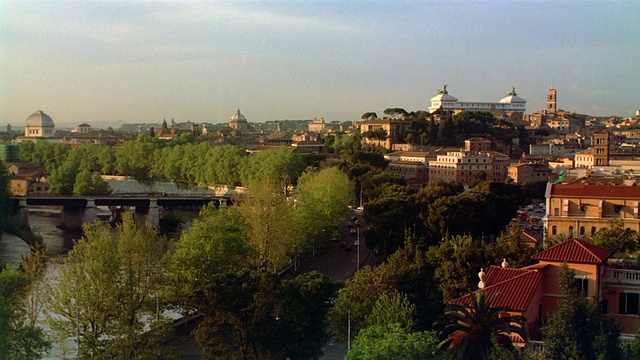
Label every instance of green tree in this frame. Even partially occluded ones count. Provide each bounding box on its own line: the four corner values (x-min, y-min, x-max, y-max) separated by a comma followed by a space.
332, 238, 442, 341
428, 182, 523, 240
45, 214, 170, 358
436, 291, 527, 360
168, 207, 258, 358
541, 264, 622, 360
0, 159, 12, 233
48, 162, 77, 195
486, 223, 537, 269
0, 264, 50, 360
592, 218, 639, 254
72, 170, 111, 195
427, 235, 488, 301
294, 167, 354, 255
363, 184, 416, 255
437, 116, 457, 146
365, 292, 416, 331
346, 324, 444, 360
383, 108, 409, 118
236, 178, 299, 270
240, 147, 305, 189
361, 112, 377, 121
115, 141, 156, 180
262, 271, 339, 360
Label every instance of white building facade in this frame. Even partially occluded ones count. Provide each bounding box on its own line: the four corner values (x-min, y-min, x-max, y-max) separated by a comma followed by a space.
428, 85, 527, 114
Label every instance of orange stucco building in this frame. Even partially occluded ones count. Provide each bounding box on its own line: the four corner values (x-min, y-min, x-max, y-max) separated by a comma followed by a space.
453, 239, 640, 350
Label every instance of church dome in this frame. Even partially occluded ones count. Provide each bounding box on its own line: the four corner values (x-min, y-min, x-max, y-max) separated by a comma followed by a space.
499, 87, 526, 104
230, 108, 247, 123
26, 111, 55, 127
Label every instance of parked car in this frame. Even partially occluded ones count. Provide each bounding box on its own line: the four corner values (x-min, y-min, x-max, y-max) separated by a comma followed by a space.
349, 228, 357, 235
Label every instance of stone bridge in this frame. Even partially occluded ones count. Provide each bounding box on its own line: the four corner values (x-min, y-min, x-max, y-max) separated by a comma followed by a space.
13, 193, 234, 231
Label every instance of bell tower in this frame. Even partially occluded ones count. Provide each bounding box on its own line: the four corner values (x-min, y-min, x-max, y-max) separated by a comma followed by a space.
547, 86, 557, 114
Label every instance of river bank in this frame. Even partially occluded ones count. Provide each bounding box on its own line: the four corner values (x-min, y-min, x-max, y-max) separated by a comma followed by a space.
0, 232, 30, 268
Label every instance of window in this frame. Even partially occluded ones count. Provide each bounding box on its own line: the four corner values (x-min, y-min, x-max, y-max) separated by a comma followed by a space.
580, 226, 585, 235
573, 277, 588, 295
569, 226, 574, 237
551, 225, 557, 235
591, 227, 597, 236
619, 292, 640, 315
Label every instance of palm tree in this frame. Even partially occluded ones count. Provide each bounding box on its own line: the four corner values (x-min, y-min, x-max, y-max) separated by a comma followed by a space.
435, 291, 527, 360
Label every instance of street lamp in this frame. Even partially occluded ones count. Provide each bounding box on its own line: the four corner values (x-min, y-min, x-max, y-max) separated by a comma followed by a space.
347, 309, 351, 351
355, 220, 361, 270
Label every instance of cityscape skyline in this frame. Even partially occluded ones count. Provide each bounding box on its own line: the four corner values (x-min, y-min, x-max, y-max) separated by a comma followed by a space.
1, 1, 639, 126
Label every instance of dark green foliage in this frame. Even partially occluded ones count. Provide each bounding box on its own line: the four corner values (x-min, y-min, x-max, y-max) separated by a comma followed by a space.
438, 116, 458, 146
591, 219, 639, 254
453, 111, 496, 135
361, 112, 377, 120
260, 272, 339, 360
416, 179, 465, 206
0, 265, 50, 359
332, 239, 442, 342
428, 181, 524, 239
428, 235, 488, 301
521, 180, 547, 201
170, 191, 339, 359
0, 160, 12, 232
542, 264, 622, 360
73, 170, 111, 195
47, 163, 77, 195
435, 291, 527, 360
486, 223, 537, 269
300, 152, 326, 170
383, 108, 409, 118
363, 184, 416, 255
427, 233, 536, 302
17, 142, 70, 173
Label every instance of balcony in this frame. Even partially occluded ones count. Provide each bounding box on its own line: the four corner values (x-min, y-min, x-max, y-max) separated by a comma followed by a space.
604, 268, 640, 286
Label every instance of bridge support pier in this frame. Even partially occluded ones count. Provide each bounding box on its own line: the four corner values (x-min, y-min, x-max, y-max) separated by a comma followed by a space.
84, 199, 98, 225
148, 199, 159, 228
17, 198, 30, 230
60, 205, 85, 231
219, 198, 227, 209
134, 199, 159, 229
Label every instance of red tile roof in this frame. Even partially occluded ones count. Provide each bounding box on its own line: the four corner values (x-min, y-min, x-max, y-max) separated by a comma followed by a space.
451, 266, 543, 312
531, 238, 612, 264
484, 265, 530, 285
521, 230, 541, 245
549, 183, 640, 199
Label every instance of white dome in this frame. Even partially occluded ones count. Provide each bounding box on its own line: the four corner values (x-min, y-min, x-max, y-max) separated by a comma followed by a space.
430, 93, 458, 102
230, 108, 247, 123
26, 111, 55, 127
499, 87, 526, 104
430, 85, 458, 102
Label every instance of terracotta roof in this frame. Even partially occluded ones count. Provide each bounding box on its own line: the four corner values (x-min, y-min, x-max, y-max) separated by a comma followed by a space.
452, 267, 543, 312
521, 230, 541, 245
484, 265, 530, 285
531, 238, 612, 264
549, 183, 640, 199
575, 148, 595, 155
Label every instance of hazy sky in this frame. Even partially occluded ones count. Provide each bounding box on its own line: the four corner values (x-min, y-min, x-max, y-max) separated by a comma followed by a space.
1, 1, 639, 126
